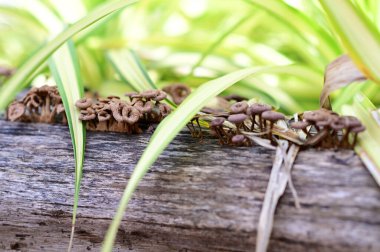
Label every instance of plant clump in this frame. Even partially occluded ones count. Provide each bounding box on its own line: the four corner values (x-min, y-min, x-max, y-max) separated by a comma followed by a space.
6, 85, 66, 124
290, 109, 365, 149
76, 89, 171, 134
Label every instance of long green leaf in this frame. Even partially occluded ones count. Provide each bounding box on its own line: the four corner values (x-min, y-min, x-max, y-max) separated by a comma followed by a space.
320, 0, 380, 84
340, 94, 380, 185
49, 41, 86, 251
108, 49, 177, 107
108, 49, 157, 92
102, 65, 299, 251
0, 0, 139, 110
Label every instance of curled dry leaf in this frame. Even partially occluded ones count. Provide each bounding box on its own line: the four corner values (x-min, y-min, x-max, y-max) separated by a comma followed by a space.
320, 54, 366, 108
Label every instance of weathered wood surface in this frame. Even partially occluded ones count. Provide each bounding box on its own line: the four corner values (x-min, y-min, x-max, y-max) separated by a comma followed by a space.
0, 119, 379, 252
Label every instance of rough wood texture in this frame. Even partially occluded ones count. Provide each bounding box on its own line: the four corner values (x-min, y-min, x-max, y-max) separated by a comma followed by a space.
0, 119, 379, 252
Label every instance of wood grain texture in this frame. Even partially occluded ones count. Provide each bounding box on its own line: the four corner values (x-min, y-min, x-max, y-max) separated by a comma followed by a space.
0, 119, 379, 252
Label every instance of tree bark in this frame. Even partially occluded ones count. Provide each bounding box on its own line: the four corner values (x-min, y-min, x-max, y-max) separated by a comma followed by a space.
0, 119, 379, 252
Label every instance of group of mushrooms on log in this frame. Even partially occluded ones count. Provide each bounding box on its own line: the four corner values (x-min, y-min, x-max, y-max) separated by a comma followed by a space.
5, 84, 366, 150
75, 90, 171, 134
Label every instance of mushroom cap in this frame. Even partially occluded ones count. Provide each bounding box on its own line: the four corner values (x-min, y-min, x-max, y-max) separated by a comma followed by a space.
228, 113, 247, 124
163, 84, 191, 104
330, 120, 345, 130
107, 95, 120, 100
98, 110, 111, 122
75, 98, 92, 109
158, 103, 171, 117
24, 93, 42, 108
230, 101, 248, 114
125, 92, 139, 98
152, 90, 167, 102
7, 102, 25, 121
290, 120, 310, 129
110, 102, 124, 122
132, 100, 144, 112
351, 125, 366, 133
223, 94, 247, 102
211, 117, 225, 127
141, 90, 159, 99
122, 105, 140, 124
79, 111, 96, 121
247, 103, 272, 115
262, 110, 285, 121
141, 101, 154, 113
303, 110, 328, 123
231, 134, 245, 143
340, 115, 362, 128
315, 115, 338, 127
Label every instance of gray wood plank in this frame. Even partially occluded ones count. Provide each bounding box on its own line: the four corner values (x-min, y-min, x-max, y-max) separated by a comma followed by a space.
0, 119, 379, 252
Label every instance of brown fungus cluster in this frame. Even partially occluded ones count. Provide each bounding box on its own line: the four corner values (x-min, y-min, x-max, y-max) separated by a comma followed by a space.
290, 109, 365, 149
163, 83, 191, 105
75, 89, 171, 134
6, 85, 66, 124
209, 101, 285, 146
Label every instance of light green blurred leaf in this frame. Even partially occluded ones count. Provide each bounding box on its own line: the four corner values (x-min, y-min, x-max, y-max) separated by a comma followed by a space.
320, 0, 380, 84
0, 0, 139, 110
108, 49, 157, 92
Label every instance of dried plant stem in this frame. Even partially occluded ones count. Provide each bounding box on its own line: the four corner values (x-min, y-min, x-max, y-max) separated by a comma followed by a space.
255, 141, 300, 252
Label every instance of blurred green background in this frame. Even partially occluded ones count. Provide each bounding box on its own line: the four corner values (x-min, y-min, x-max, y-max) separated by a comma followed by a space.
1, 0, 379, 113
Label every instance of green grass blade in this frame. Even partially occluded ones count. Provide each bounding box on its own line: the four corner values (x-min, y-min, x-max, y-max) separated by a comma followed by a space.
108, 49, 177, 107
102, 65, 299, 251
0, 0, 139, 110
320, 0, 380, 84
107, 49, 156, 92
48, 41, 86, 251
340, 94, 380, 185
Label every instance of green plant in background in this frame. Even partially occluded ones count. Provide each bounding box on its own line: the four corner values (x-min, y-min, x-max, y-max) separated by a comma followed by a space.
0, 0, 379, 251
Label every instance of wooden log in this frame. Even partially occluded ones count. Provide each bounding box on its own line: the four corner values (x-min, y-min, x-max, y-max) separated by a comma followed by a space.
0, 119, 379, 252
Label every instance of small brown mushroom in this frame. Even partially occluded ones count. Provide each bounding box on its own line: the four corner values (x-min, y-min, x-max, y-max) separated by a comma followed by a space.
230, 101, 248, 114
141, 90, 159, 100
158, 103, 171, 118
350, 125, 366, 148
152, 90, 167, 102
163, 84, 191, 105
7, 102, 26, 122
262, 110, 285, 143
227, 113, 247, 133
210, 118, 227, 144
246, 103, 272, 130
231, 134, 251, 147
75, 98, 92, 109
223, 94, 247, 102
122, 105, 140, 125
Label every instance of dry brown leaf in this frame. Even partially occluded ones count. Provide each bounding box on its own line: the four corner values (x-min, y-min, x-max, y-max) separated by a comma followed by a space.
320, 54, 366, 108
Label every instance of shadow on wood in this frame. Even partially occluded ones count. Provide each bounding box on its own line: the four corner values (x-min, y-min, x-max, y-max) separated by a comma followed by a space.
0, 120, 379, 251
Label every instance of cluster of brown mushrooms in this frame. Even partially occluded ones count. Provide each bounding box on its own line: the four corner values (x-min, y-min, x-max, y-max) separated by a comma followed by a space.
207, 101, 365, 149
163, 83, 191, 105
291, 109, 365, 149
6, 85, 66, 123
209, 101, 285, 146
6, 85, 366, 149
75, 89, 171, 133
